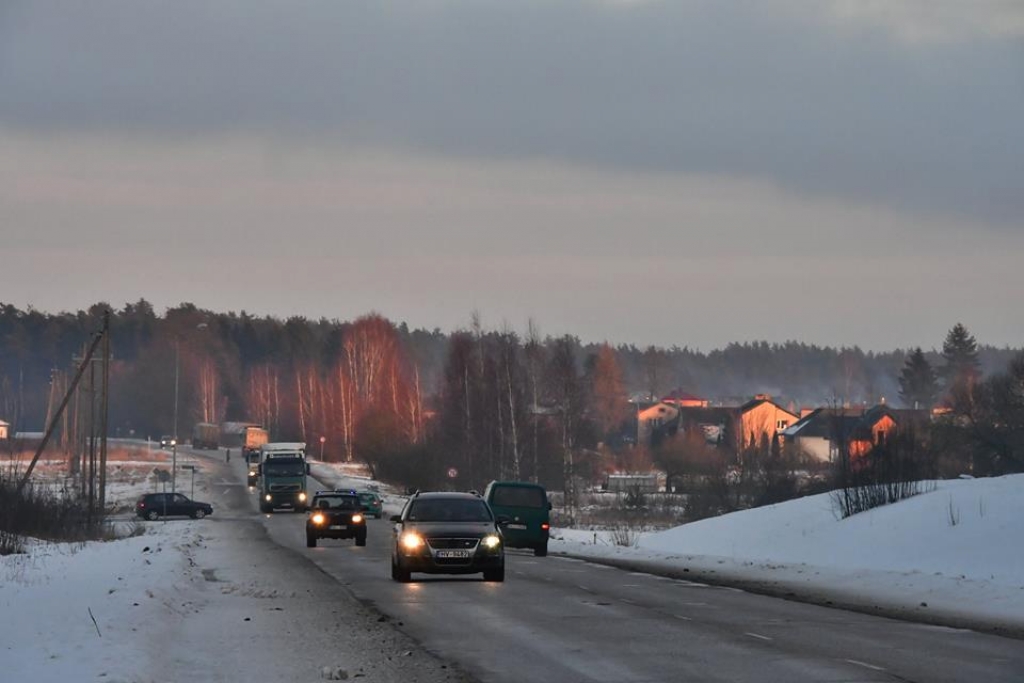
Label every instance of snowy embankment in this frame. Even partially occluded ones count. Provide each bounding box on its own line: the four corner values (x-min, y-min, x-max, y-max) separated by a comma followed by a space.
552, 474, 1024, 635
0, 452, 468, 683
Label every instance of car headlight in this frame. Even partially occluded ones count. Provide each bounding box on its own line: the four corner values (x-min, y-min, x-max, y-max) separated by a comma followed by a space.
265, 494, 272, 502
482, 534, 501, 549
311, 513, 325, 525
351, 514, 363, 524
298, 492, 307, 502
401, 532, 424, 550
248, 470, 256, 477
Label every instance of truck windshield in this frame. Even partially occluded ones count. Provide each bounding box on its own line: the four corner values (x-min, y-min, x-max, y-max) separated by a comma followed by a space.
263, 461, 305, 476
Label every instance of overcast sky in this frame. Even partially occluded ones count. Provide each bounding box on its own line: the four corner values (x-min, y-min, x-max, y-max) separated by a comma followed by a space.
2, 0, 1022, 351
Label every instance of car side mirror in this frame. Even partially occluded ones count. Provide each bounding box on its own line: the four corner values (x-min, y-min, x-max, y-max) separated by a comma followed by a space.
496, 515, 511, 526
390, 514, 402, 523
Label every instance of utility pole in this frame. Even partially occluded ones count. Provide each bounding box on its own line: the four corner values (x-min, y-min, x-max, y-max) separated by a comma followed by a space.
172, 340, 179, 494
99, 310, 111, 513
18, 316, 107, 495
87, 354, 96, 523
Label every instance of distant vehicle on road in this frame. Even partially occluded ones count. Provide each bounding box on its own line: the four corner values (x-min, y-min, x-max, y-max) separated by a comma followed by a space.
306, 490, 367, 547
390, 491, 505, 583
135, 492, 213, 520
357, 491, 384, 519
191, 422, 219, 449
159, 435, 176, 449
220, 422, 268, 454
484, 481, 551, 557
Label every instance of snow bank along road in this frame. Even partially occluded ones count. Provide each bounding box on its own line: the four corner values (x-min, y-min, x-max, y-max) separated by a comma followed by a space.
2, 450, 471, 683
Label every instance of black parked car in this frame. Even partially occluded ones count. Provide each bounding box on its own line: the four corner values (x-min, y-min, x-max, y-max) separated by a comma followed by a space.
135, 492, 213, 520
306, 490, 367, 547
390, 491, 505, 583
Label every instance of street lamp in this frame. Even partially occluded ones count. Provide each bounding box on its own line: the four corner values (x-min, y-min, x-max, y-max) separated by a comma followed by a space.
319, 435, 325, 461
171, 321, 208, 493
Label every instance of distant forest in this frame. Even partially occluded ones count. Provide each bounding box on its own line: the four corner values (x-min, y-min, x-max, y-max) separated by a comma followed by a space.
1, 300, 1018, 445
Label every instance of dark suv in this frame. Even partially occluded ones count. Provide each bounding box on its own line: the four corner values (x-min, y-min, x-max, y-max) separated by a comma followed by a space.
135, 492, 213, 520
390, 492, 505, 583
306, 491, 367, 548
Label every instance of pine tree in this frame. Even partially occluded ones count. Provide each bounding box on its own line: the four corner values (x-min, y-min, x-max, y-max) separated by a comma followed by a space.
941, 323, 980, 387
898, 348, 938, 409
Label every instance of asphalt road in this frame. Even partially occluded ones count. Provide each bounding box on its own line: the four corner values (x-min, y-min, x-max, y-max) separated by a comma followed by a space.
191, 448, 1024, 683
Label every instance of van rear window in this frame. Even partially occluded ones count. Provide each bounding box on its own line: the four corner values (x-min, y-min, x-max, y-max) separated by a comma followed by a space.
491, 486, 546, 508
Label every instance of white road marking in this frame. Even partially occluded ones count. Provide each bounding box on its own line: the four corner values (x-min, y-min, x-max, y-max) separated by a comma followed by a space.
745, 632, 773, 642
674, 614, 693, 621
845, 659, 886, 672
578, 585, 593, 593
620, 598, 637, 605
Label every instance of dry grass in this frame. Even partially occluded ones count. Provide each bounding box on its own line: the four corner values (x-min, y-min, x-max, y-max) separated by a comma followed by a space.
1, 445, 170, 481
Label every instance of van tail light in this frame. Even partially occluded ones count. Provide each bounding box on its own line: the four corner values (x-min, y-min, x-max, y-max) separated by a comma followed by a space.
541, 523, 550, 531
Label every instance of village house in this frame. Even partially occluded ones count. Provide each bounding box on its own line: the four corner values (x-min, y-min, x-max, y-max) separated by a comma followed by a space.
660, 390, 708, 408
0, 420, 8, 440
780, 405, 917, 463
643, 393, 800, 451
737, 394, 800, 448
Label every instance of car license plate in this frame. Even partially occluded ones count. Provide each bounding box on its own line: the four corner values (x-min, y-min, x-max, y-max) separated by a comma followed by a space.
436, 549, 471, 559
329, 525, 346, 530
507, 523, 527, 530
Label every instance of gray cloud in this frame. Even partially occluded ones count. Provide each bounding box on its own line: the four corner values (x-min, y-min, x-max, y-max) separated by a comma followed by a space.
2, 1, 1022, 224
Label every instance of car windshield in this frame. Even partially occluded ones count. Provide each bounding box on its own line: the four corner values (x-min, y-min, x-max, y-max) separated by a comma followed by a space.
314, 495, 360, 510
491, 486, 546, 508
263, 461, 304, 476
407, 498, 492, 522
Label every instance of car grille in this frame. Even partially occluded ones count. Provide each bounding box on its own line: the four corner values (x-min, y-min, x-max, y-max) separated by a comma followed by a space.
270, 483, 300, 492
427, 538, 479, 550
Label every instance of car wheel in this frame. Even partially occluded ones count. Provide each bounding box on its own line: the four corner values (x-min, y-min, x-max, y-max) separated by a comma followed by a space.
306, 534, 317, 548
483, 565, 505, 582
391, 556, 410, 583
192, 509, 206, 520
355, 534, 367, 547
146, 510, 159, 521
534, 542, 548, 557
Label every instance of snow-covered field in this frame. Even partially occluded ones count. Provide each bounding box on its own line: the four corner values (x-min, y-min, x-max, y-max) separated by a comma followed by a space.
0, 452, 466, 683
552, 474, 1024, 634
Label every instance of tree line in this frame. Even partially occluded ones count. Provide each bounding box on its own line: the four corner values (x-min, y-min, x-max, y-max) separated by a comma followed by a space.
2, 301, 1022, 501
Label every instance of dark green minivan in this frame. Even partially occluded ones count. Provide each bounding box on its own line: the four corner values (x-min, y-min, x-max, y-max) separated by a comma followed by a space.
484, 481, 551, 557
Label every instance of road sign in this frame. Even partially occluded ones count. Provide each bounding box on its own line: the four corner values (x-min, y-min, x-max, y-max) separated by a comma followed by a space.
447, 467, 458, 479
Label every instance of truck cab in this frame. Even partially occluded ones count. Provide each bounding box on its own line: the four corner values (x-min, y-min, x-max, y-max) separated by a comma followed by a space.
257, 442, 309, 513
